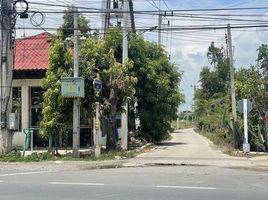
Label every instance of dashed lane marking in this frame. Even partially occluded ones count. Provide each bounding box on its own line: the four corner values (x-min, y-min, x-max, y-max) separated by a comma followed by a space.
156, 185, 217, 190
0, 171, 56, 177
49, 182, 105, 186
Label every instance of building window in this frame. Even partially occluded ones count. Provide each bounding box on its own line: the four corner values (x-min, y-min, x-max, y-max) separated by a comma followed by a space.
30, 87, 44, 127
12, 87, 21, 131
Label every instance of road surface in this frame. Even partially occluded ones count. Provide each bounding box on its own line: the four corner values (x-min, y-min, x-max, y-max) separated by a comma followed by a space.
0, 128, 268, 200
125, 128, 252, 168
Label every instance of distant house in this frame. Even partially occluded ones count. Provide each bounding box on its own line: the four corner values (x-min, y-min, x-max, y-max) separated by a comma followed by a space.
12, 32, 50, 147
12, 32, 93, 148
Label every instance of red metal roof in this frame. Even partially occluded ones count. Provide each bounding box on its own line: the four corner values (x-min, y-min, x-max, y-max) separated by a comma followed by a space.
14, 32, 51, 71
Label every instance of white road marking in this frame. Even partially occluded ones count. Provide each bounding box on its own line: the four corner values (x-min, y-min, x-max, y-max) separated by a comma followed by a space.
0, 171, 56, 177
49, 182, 105, 186
156, 185, 217, 190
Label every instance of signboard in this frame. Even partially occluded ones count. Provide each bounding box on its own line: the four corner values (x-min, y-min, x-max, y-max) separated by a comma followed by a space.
61, 77, 85, 98
93, 75, 102, 97
93, 77, 102, 91
238, 99, 253, 114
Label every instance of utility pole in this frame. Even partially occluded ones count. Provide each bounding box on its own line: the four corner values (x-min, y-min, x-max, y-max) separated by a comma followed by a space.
72, 6, 80, 158
121, 0, 129, 150
101, 0, 111, 35
227, 24, 240, 148
158, 0, 162, 46
0, 0, 13, 153
265, 112, 268, 151
227, 24, 237, 122
129, 0, 136, 33
176, 107, 179, 130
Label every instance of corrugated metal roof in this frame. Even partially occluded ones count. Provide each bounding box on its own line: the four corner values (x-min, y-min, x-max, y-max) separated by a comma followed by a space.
14, 32, 51, 71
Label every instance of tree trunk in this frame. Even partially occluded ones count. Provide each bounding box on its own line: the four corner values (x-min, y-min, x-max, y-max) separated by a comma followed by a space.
106, 88, 117, 150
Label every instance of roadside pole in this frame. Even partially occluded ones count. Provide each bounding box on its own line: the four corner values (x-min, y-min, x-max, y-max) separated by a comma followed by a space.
72, 6, 80, 158
95, 101, 101, 157
121, 0, 129, 150
227, 24, 237, 123
0, 0, 13, 153
176, 107, 179, 130
243, 99, 250, 153
93, 74, 102, 157
158, 1, 162, 46
265, 112, 268, 151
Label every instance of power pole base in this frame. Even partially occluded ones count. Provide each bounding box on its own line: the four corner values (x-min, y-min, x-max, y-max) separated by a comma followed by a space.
95, 146, 101, 157
243, 143, 250, 153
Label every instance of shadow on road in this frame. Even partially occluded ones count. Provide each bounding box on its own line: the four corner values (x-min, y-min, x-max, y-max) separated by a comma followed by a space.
173, 130, 183, 133
155, 142, 187, 146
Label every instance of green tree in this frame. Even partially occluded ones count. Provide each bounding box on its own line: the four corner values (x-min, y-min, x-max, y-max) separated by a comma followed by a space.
256, 44, 268, 74
128, 35, 184, 142
58, 7, 90, 40
40, 40, 73, 146
195, 42, 233, 146
40, 8, 91, 148
79, 33, 137, 150
196, 41, 268, 151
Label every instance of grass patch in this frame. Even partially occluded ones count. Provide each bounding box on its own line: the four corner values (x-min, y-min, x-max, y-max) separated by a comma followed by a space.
0, 150, 57, 162
0, 149, 137, 162
198, 128, 233, 147
86, 150, 137, 161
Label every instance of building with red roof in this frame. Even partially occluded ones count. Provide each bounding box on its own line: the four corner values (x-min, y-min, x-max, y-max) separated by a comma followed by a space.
12, 32, 51, 147
14, 32, 50, 71
13, 32, 50, 79
12, 32, 92, 148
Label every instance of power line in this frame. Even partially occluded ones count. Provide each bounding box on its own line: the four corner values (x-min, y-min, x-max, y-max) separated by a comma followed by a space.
27, 2, 268, 13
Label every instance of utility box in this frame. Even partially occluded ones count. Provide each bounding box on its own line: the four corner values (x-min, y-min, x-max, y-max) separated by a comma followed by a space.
8, 113, 19, 131
61, 77, 85, 98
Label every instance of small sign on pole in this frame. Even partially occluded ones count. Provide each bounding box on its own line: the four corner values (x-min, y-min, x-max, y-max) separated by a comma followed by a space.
61, 77, 85, 98
238, 99, 253, 114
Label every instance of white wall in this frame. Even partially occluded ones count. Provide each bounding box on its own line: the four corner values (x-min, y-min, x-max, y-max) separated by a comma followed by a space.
12, 79, 41, 147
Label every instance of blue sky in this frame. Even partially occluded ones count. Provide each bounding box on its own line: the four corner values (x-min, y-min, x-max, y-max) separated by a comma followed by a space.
16, 0, 268, 111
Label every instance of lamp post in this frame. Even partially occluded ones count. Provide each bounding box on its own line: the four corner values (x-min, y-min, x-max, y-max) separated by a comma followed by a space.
93, 73, 102, 157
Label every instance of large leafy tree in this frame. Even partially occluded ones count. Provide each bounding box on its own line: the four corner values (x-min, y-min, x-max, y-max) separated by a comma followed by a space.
257, 44, 268, 74
40, 9, 91, 146
41, 8, 184, 150
89, 27, 184, 143
58, 7, 90, 40
79, 35, 137, 150
40, 40, 73, 146
128, 35, 184, 142
196, 41, 268, 151
195, 42, 234, 146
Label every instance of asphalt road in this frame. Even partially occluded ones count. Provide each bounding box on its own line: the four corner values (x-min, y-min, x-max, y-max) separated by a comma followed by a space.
0, 166, 268, 200
1, 128, 268, 199
126, 128, 252, 168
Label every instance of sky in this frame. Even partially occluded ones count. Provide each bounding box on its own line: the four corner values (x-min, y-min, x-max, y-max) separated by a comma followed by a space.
15, 0, 268, 111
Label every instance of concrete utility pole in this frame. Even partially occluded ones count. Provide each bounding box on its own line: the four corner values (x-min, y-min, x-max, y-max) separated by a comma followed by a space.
227, 24, 237, 122
121, 0, 129, 150
265, 112, 268, 151
158, 0, 162, 46
176, 107, 179, 130
0, 0, 13, 153
101, 0, 111, 35
72, 6, 81, 158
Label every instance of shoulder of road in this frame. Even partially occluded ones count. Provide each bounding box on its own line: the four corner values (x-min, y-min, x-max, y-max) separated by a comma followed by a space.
0, 129, 268, 172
